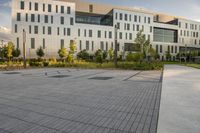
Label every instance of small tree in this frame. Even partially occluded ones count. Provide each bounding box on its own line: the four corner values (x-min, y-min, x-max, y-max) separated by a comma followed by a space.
12, 48, 21, 58
6, 42, 14, 62
77, 50, 90, 60
108, 48, 114, 60
95, 49, 103, 64
67, 40, 77, 63
58, 47, 67, 60
165, 51, 171, 61
36, 46, 45, 59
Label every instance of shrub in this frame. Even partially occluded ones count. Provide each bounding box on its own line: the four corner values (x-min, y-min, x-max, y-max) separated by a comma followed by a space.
77, 50, 90, 60
29, 61, 43, 67
126, 53, 143, 62
43, 62, 49, 67
36, 46, 45, 58
95, 49, 103, 64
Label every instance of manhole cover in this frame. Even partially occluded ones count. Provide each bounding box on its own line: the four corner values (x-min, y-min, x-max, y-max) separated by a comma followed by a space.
49, 75, 70, 78
89, 77, 113, 80
4, 72, 21, 75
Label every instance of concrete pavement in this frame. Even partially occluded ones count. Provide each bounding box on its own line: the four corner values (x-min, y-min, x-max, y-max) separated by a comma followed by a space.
157, 65, 200, 133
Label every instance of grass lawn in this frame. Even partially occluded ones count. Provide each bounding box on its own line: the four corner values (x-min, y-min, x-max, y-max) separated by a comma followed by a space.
184, 63, 200, 69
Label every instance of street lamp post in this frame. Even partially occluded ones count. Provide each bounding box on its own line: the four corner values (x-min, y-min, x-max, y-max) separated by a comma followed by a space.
23, 29, 27, 68
114, 24, 119, 67
185, 44, 187, 63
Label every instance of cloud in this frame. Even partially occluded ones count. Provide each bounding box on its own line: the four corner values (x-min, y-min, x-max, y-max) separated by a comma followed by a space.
0, 26, 11, 42
0, 1, 11, 8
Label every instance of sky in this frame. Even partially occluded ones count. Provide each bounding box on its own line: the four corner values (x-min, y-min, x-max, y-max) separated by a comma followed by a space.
1, 0, 200, 29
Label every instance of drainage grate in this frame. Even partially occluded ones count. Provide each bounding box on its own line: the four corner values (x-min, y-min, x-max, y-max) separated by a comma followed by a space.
49, 75, 70, 78
4, 72, 21, 75
89, 77, 113, 80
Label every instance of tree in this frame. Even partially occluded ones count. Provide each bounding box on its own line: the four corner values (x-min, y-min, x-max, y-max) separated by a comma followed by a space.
108, 48, 114, 60
148, 47, 159, 60
36, 46, 45, 58
134, 30, 151, 61
77, 50, 90, 60
67, 40, 77, 63
6, 42, 14, 62
12, 48, 21, 58
103, 51, 108, 60
95, 49, 103, 64
0, 45, 7, 60
58, 47, 67, 60
165, 51, 171, 61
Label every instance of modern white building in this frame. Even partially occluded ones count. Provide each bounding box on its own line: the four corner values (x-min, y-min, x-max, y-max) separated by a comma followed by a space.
12, 0, 200, 60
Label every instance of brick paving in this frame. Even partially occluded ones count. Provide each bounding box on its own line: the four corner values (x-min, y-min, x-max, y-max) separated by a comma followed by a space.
0, 69, 162, 133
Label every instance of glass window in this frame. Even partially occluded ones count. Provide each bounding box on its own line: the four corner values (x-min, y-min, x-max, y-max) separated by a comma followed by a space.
48, 4, 51, 12
67, 28, 71, 36
44, 15, 48, 23
148, 17, 151, 24
109, 31, 112, 38
17, 37, 19, 49
134, 15, 137, 22
78, 29, 80, 37
89, 30, 92, 37
160, 45, 162, 53
31, 38, 35, 49
38, 15, 40, 22
57, 27, 60, 35
48, 27, 51, 35
98, 30, 101, 38
106, 42, 108, 51
56, 5, 58, 13
61, 6, 64, 13
120, 13, 123, 20
86, 41, 89, 50
17, 13, 21, 21
79, 40, 82, 50
60, 17, 64, 24
29, 2, 32, 10
119, 32, 122, 39
26, 14, 28, 22
51, 16, 53, 24
70, 17, 74, 25
100, 41, 104, 50
29, 25, 31, 34
31, 14, 35, 22
20, 1, 24, 10
15, 24, 17, 33
67, 7, 71, 14
43, 39, 45, 49
43, 26, 45, 34
89, 5, 93, 13
35, 3, 38, 11
92, 41, 94, 51
43, 4, 45, 12
34, 26, 38, 34
61, 40, 64, 48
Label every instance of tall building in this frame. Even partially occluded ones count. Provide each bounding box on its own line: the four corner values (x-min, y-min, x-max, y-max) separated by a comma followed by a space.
12, 0, 200, 60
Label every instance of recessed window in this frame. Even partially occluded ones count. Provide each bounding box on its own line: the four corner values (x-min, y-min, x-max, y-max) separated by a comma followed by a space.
31, 14, 35, 22
38, 15, 40, 22
70, 17, 74, 25
86, 41, 89, 50
61, 40, 64, 48
51, 16, 53, 24
43, 4, 45, 12
89, 30, 92, 37
31, 38, 35, 49
98, 30, 101, 38
15, 24, 17, 33
29, 25, 31, 34
67, 7, 71, 14
44, 15, 48, 23
20, 1, 24, 10
29, 2, 32, 10
60, 17, 64, 24
34, 26, 38, 34
43, 39, 45, 49
48, 4, 52, 12
48, 27, 51, 35
17, 13, 21, 21
17, 38, 19, 49
89, 5, 93, 13
61, 6, 64, 13
26, 13, 28, 22
43, 26, 45, 34
35, 3, 38, 11
56, 5, 58, 13
67, 28, 71, 36
57, 27, 60, 35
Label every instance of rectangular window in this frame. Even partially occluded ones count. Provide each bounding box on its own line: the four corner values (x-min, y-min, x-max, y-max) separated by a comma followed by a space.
79, 40, 82, 51
150, 26, 152, 33
129, 15, 131, 21
119, 32, 122, 39
175, 46, 177, 53
48, 27, 51, 35
44, 15, 48, 23
29, 2, 32, 10
70, 17, 74, 25
115, 13, 118, 20
31, 38, 35, 49
144, 17, 146, 23
51, 16, 53, 24
129, 33, 132, 40
29, 25, 31, 34
171, 46, 174, 53
67, 7, 71, 14
57, 27, 60, 35
127, 24, 130, 30
136, 25, 139, 31
15, 24, 17, 33
109, 31, 112, 38
120, 13, 123, 20
26, 14, 28, 22
106, 42, 108, 51
17, 13, 21, 21
133, 24, 135, 31
17, 37, 19, 48
20, 1, 24, 10
148, 17, 151, 24
139, 16, 141, 22
78, 29, 80, 37
60, 17, 64, 24
160, 45, 162, 53
156, 45, 158, 53
38, 15, 40, 22
43, 4, 45, 12
100, 41, 104, 50
31, 14, 35, 22
67, 28, 71, 36
125, 14, 127, 21
92, 41, 94, 51
89, 30, 92, 37
61, 40, 64, 48
61, 6, 64, 13
86, 41, 89, 50
35, 3, 38, 11
43, 26, 45, 34
134, 15, 137, 22
105, 31, 107, 38
43, 39, 45, 49
56, 5, 58, 13
89, 4, 93, 13
84, 30, 86, 37
34, 26, 38, 34
98, 30, 101, 38
48, 4, 51, 12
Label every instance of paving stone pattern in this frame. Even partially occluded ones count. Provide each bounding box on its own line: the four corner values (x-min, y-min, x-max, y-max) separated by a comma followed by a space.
0, 69, 162, 133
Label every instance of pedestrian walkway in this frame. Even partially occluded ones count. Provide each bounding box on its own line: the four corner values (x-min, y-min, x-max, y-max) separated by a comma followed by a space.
157, 65, 200, 133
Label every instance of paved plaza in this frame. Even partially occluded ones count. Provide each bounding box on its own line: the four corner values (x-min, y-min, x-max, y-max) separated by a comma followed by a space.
0, 68, 162, 133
